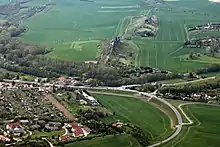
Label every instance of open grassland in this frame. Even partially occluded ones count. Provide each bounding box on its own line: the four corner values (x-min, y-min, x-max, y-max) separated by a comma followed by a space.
64, 134, 141, 147
133, 0, 220, 72
31, 130, 65, 139
150, 98, 178, 127
21, 0, 141, 61
93, 94, 173, 143
46, 40, 100, 61
163, 104, 220, 147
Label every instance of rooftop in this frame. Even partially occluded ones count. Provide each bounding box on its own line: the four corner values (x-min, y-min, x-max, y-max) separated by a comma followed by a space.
73, 126, 84, 137
7, 122, 21, 129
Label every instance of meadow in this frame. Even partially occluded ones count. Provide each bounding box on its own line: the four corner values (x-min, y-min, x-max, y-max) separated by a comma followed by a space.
46, 40, 100, 61
93, 94, 173, 143
132, 0, 220, 72
163, 104, 220, 147
64, 134, 141, 147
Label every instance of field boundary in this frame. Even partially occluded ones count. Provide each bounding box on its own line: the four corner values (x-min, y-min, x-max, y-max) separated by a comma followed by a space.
91, 91, 174, 141
184, 24, 190, 41
45, 94, 76, 120
171, 105, 201, 147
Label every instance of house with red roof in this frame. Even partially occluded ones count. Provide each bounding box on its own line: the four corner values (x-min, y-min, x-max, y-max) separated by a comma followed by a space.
7, 122, 21, 130
71, 124, 84, 137
6, 122, 25, 136
68, 122, 90, 137
0, 135, 10, 143
58, 76, 66, 82
59, 135, 70, 142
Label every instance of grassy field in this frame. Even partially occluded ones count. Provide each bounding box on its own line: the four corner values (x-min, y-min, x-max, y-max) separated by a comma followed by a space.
163, 104, 220, 147
132, 0, 220, 72
92, 94, 173, 143
64, 134, 141, 147
21, 0, 141, 61
31, 130, 65, 138
19, 0, 220, 69
46, 40, 100, 61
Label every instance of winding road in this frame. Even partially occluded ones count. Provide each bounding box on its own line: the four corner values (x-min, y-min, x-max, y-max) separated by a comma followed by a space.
3, 79, 185, 147
86, 86, 183, 147
140, 92, 183, 147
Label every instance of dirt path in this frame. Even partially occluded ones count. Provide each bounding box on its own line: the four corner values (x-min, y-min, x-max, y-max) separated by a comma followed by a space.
45, 95, 76, 120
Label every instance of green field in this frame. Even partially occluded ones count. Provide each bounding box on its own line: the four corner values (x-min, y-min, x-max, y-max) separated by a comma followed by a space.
21, 0, 142, 61
64, 135, 141, 147
19, 0, 220, 69
46, 40, 100, 61
93, 94, 173, 142
163, 104, 220, 147
132, 0, 220, 72
31, 130, 65, 138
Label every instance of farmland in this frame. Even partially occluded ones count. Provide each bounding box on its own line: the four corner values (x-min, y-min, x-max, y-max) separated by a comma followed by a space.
16, 0, 220, 72
163, 104, 220, 147
92, 94, 173, 142
64, 134, 141, 147
131, 0, 220, 72
21, 0, 141, 61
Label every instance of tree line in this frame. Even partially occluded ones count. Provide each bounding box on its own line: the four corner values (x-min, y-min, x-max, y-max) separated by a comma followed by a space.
159, 76, 220, 97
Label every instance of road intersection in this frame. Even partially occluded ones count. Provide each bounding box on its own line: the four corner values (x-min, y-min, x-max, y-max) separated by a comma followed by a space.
3, 79, 187, 147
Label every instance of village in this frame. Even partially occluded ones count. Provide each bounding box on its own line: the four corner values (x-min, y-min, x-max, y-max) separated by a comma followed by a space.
0, 76, 128, 146
0, 71, 219, 146
184, 23, 220, 50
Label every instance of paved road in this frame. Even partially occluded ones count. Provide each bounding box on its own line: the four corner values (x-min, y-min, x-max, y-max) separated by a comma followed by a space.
42, 138, 54, 147
138, 92, 182, 147
178, 102, 220, 125
88, 87, 183, 147
3, 79, 183, 147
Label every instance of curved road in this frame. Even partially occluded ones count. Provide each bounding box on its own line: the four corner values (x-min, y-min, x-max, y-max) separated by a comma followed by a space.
86, 86, 183, 147
91, 89, 183, 147
133, 92, 182, 147
3, 79, 183, 147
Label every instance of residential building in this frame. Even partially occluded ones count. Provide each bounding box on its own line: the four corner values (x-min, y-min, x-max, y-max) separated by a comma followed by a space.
59, 135, 70, 142
0, 135, 10, 143
45, 122, 62, 131
68, 122, 90, 137
6, 122, 25, 136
